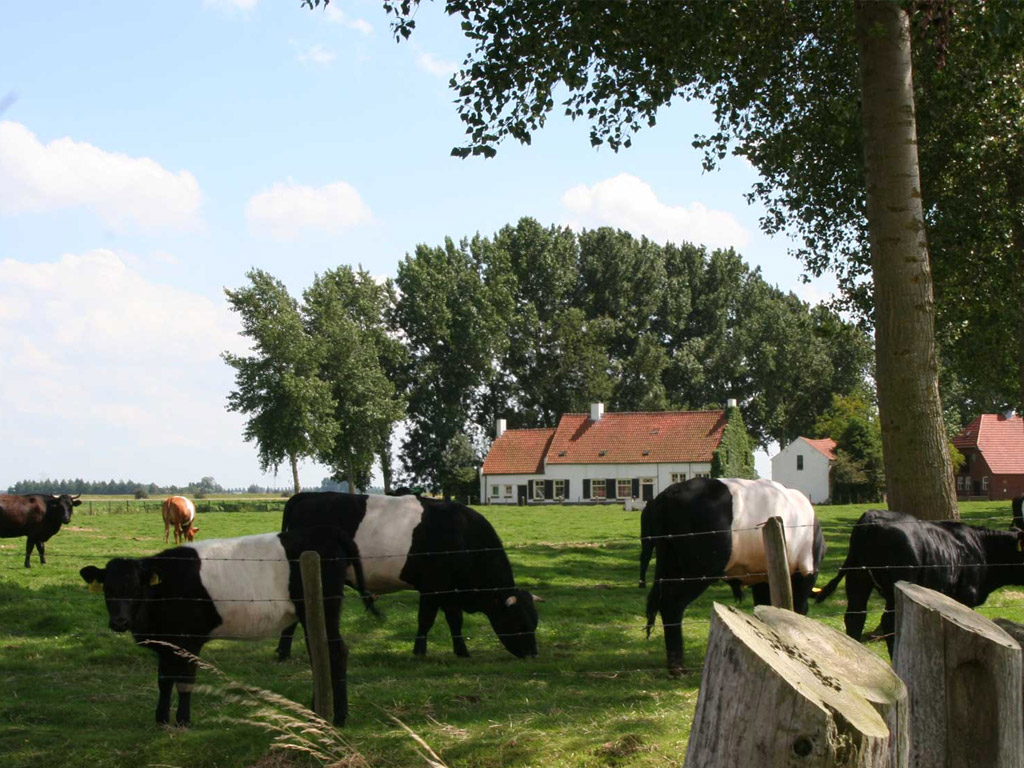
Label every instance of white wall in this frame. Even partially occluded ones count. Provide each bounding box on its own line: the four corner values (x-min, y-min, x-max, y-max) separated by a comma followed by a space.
480, 462, 713, 504
771, 439, 831, 504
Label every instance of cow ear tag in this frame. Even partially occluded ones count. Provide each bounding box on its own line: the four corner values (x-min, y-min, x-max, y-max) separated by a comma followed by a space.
811, 587, 823, 594
149, 572, 161, 586
88, 581, 103, 594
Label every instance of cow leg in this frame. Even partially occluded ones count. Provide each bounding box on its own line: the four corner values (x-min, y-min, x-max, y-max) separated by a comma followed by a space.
791, 571, 818, 615
442, 605, 469, 657
879, 599, 897, 659
326, 627, 349, 726
174, 660, 199, 727
35, 540, 45, 565
156, 647, 200, 727
276, 621, 300, 661
155, 653, 175, 725
843, 570, 873, 641
659, 582, 708, 674
24, 537, 34, 568
413, 596, 440, 656
164, 521, 170, 543
750, 582, 771, 607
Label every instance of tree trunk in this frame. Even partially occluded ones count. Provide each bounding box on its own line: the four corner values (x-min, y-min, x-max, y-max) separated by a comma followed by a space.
289, 453, 301, 495
379, 434, 393, 495
855, 0, 957, 520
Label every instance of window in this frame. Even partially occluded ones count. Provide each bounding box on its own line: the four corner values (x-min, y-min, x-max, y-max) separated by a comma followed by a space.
553, 480, 565, 499
671, 473, 687, 484
592, 479, 606, 499
533, 481, 545, 500
491, 485, 500, 498
966, 475, 973, 492
982, 476, 989, 491
957, 475, 964, 491
617, 479, 633, 499
797, 454, 804, 471
504, 485, 513, 498
694, 472, 711, 479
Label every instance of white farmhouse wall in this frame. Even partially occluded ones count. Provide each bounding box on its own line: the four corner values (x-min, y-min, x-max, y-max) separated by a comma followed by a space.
481, 462, 713, 504
771, 438, 831, 504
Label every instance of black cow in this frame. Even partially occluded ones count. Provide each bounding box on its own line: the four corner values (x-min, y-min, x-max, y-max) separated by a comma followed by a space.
0, 493, 81, 567
644, 477, 825, 672
275, 491, 539, 660
1012, 494, 1024, 531
80, 526, 366, 727
815, 508, 1024, 656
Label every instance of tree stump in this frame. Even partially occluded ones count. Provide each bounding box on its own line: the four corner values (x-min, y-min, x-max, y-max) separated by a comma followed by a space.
994, 617, 1024, 734
756, 606, 908, 767
685, 603, 900, 767
894, 582, 1023, 768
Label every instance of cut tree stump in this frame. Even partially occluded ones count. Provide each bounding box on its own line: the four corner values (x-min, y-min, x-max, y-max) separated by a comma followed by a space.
685, 603, 902, 767
894, 581, 1022, 768
756, 606, 908, 768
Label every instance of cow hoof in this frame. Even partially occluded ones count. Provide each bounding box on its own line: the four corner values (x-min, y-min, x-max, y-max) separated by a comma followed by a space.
638, 581, 646, 588
275, 652, 291, 662
454, 649, 470, 658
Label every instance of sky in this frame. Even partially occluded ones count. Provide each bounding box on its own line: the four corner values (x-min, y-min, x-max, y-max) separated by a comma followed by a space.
0, 0, 834, 491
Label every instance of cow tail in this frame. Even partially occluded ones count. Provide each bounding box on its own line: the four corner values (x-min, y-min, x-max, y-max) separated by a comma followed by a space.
814, 550, 854, 603
341, 536, 381, 619
644, 581, 661, 639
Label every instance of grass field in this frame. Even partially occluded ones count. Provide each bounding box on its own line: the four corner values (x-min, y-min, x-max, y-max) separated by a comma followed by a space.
2, 499, 1021, 768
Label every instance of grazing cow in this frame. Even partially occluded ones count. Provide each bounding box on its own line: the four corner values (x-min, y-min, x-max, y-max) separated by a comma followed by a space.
814, 508, 1024, 656
275, 491, 539, 660
1012, 494, 1024, 531
644, 477, 825, 672
162, 496, 199, 545
0, 493, 81, 568
80, 526, 366, 727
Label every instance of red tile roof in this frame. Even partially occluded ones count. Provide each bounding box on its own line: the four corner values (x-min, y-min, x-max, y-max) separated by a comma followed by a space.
802, 437, 837, 461
953, 414, 1024, 475
481, 428, 556, 475
545, 410, 726, 465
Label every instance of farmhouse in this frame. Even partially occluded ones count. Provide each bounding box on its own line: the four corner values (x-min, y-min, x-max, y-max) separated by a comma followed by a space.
952, 412, 1024, 500
480, 402, 736, 505
770, 437, 836, 504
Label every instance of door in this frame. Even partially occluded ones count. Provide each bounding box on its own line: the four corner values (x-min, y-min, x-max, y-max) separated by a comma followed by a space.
517, 485, 528, 505
641, 479, 655, 502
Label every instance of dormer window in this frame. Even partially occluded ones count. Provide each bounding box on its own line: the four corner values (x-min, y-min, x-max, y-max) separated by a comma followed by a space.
598, 450, 606, 457
642, 450, 650, 457
558, 451, 566, 457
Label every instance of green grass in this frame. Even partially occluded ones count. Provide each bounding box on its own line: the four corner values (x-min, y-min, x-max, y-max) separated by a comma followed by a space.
1, 500, 1021, 767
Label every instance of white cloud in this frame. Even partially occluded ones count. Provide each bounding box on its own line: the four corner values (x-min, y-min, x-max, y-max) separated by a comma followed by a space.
417, 52, 456, 79
297, 44, 337, 67
0, 121, 202, 232
560, 173, 750, 250
246, 180, 373, 239
324, 5, 373, 34
203, 0, 258, 11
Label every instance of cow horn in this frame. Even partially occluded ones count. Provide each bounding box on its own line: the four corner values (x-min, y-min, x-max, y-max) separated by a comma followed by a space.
531, 593, 547, 603
71, 494, 81, 500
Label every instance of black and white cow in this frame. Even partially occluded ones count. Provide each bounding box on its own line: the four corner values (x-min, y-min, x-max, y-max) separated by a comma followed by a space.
814, 508, 1024, 656
275, 492, 539, 660
0, 493, 81, 567
80, 526, 367, 727
644, 477, 825, 672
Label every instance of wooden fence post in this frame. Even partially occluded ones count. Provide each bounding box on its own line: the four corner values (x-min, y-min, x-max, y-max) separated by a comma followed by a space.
762, 515, 793, 611
685, 603, 900, 767
299, 550, 333, 723
894, 582, 1023, 768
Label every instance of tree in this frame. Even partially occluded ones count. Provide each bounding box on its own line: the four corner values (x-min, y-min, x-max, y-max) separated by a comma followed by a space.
438, 432, 480, 502
303, 0, 965, 519
711, 404, 757, 479
223, 270, 337, 493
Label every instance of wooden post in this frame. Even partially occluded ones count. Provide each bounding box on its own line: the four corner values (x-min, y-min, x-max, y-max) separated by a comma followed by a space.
685, 603, 898, 767
756, 606, 908, 767
299, 550, 333, 723
762, 515, 793, 611
894, 582, 1022, 768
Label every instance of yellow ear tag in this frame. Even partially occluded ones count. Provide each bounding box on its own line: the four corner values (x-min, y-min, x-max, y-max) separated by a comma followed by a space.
149, 572, 161, 586
1018, 539, 1022, 553
88, 581, 103, 594
811, 587, 822, 594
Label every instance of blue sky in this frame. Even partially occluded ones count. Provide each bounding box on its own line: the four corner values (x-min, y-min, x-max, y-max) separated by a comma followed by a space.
0, 0, 832, 490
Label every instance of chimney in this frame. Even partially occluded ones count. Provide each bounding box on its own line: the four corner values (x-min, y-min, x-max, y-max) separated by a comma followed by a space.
496, 418, 507, 438
726, 398, 738, 409
590, 402, 604, 422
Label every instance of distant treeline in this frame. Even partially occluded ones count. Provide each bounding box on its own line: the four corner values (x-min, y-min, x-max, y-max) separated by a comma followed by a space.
5, 477, 367, 496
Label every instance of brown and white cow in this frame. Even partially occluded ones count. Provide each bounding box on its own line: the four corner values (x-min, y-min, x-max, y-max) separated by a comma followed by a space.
162, 496, 198, 544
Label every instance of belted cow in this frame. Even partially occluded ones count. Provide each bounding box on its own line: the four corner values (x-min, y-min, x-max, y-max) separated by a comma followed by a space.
644, 477, 825, 672
0, 493, 81, 567
80, 526, 366, 727
275, 492, 540, 660
162, 496, 199, 544
815, 508, 1024, 655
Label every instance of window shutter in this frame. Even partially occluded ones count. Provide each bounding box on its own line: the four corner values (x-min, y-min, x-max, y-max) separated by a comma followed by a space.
607, 478, 616, 498
632, 478, 640, 498
583, 479, 591, 499
544, 480, 554, 499
564, 479, 570, 499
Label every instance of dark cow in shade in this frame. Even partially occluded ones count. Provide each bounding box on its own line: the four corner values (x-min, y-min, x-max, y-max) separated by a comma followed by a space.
1013, 494, 1024, 531
275, 492, 539, 660
815, 508, 1024, 656
644, 477, 825, 672
80, 527, 367, 727
0, 493, 81, 567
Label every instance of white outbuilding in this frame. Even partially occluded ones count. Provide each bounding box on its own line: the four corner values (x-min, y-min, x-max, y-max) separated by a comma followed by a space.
770, 436, 836, 504
479, 402, 734, 505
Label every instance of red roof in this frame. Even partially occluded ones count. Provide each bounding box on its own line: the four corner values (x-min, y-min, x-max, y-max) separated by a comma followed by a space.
545, 410, 726, 465
802, 437, 837, 461
481, 428, 556, 474
953, 414, 1024, 475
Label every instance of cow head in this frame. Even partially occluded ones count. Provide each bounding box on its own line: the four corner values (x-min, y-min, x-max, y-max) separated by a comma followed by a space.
80, 558, 159, 633
486, 589, 540, 658
180, 522, 199, 542
50, 493, 82, 525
